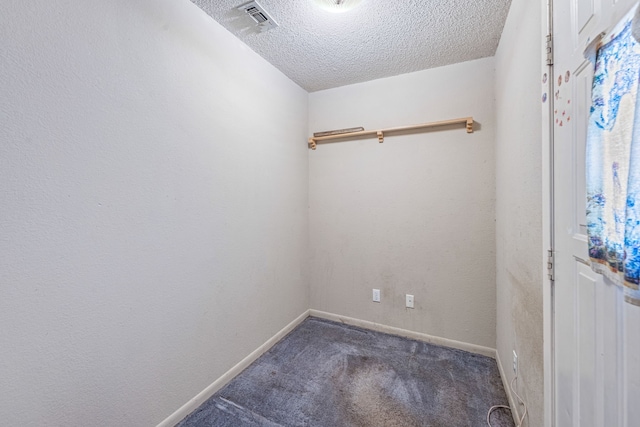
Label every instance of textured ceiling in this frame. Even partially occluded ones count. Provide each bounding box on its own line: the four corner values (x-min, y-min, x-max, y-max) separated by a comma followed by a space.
191, 0, 512, 92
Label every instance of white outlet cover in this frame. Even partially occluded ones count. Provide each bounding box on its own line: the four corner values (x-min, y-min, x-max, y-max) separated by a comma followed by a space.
406, 294, 414, 308
373, 289, 380, 303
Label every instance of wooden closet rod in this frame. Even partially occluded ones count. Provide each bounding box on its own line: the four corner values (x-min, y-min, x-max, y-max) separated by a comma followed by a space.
308, 117, 474, 150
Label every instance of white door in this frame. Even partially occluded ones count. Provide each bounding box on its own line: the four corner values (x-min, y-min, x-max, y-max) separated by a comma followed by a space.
552, 0, 640, 426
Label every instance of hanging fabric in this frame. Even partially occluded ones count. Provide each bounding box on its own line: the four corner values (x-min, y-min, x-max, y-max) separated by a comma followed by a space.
586, 5, 640, 306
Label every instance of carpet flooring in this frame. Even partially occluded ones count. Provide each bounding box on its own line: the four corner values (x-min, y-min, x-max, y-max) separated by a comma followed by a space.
177, 318, 515, 426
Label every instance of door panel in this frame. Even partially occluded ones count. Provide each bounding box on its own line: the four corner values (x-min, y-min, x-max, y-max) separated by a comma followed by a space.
573, 62, 591, 237
577, 270, 596, 424
627, 307, 640, 423
577, 0, 595, 32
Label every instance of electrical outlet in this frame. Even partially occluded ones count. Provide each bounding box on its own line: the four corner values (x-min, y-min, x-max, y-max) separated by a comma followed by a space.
372, 289, 380, 303
406, 294, 414, 308
513, 350, 518, 374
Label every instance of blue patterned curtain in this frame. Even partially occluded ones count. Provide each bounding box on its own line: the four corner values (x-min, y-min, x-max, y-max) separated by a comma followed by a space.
586, 7, 640, 306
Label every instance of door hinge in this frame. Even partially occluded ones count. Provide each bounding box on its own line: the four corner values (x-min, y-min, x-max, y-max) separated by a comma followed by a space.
546, 33, 554, 66
547, 249, 555, 281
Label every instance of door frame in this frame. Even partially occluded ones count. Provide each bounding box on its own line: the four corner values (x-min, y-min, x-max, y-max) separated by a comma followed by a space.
542, 0, 555, 426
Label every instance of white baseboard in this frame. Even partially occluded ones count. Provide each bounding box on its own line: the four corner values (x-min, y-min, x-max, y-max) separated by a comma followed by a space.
496, 350, 520, 425
309, 309, 496, 358
156, 310, 310, 427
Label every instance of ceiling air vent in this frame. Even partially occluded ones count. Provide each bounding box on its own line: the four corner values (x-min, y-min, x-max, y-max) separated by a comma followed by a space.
237, 1, 278, 32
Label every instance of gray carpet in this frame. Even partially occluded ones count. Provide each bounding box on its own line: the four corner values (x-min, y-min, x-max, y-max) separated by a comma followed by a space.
177, 318, 515, 427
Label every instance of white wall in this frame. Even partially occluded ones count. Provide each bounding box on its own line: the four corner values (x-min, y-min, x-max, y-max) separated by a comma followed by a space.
0, 1, 308, 425
308, 58, 497, 348
495, 0, 544, 425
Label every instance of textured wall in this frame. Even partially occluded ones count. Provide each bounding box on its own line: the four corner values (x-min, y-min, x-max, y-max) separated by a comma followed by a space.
0, 0, 308, 425
494, 0, 544, 425
308, 58, 497, 349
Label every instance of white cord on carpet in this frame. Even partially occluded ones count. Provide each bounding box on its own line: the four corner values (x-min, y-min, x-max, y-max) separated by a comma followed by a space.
487, 376, 528, 426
